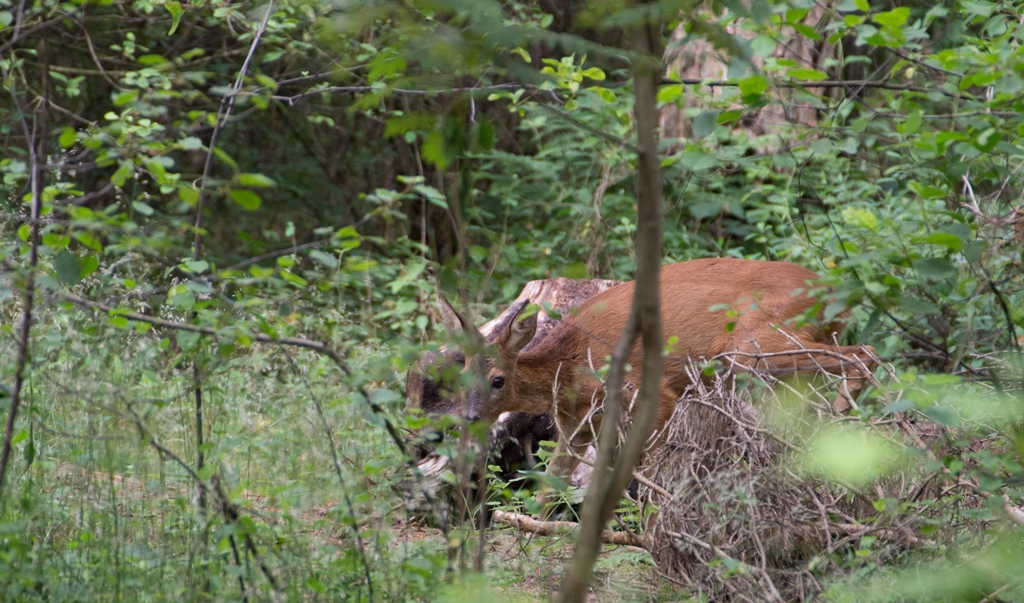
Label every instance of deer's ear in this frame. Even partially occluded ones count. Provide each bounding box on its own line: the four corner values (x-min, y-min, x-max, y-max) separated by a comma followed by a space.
497, 301, 537, 355
438, 295, 485, 345
438, 294, 469, 336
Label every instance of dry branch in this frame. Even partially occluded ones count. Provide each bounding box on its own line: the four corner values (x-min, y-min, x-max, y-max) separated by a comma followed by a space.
492, 511, 645, 548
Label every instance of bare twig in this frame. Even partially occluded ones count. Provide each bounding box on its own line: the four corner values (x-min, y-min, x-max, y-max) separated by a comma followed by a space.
0, 39, 43, 496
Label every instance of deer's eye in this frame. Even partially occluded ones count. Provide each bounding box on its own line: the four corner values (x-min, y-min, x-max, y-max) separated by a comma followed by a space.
491, 376, 506, 390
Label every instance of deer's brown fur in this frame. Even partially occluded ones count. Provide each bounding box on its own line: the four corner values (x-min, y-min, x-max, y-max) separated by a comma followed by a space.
443, 258, 877, 484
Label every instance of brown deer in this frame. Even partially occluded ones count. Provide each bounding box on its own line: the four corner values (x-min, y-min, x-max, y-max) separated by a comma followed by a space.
440, 258, 878, 485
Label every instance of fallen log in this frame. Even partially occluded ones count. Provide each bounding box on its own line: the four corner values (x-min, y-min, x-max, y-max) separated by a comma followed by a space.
491, 510, 646, 548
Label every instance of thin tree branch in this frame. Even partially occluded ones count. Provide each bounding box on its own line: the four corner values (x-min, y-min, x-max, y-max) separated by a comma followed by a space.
559, 11, 665, 602
0, 39, 44, 497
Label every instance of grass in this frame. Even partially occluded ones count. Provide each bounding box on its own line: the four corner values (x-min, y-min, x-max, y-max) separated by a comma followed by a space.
3, 303, 1023, 602
0, 310, 672, 602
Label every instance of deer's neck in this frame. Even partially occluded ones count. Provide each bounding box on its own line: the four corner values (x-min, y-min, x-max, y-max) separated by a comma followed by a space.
513, 326, 589, 415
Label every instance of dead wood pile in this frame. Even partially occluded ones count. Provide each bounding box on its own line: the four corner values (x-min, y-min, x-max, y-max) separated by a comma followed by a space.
641, 362, 941, 602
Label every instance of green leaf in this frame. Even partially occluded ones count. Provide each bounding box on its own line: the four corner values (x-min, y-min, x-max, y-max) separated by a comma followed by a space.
230, 189, 262, 211
974, 127, 999, 152
384, 113, 435, 139
924, 232, 965, 252
179, 186, 199, 205
841, 207, 879, 230
80, 255, 99, 278
692, 111, 719, 139
178, 137, 203, 151
899, 295, 940, 315
750, 35, 776, 57
738, 75, 769, 101
132, 201, 154, 216
791, 23, 823, 41
873, 7, 910, 28
177, 330, 201, 350
414, 184, 447, 208
59, 127, 76, 148
182, 259, 209, 274
590, 87, 616, 103
54, 251, 82, 286
18, 224, 30, 242
656, 84, 682, 104
788, 68, 828, 81
913, 258, 957, 281
137, 54, 169, 66
900, 110, 923, 135
112, 90, 139, 106
168, 289, 196, 310
309, 249, 339, 270
280, 269, 308, 287
421, 130, 449, 169
235, 173, 276, 188
165, 1, 183, 35
213, 147, 238, 171
111, 161, 135, 186
581, 67, 606, 81
73, 232, 102, 252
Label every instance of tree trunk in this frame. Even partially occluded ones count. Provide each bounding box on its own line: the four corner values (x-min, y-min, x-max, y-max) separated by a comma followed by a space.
557, 7, 665, 602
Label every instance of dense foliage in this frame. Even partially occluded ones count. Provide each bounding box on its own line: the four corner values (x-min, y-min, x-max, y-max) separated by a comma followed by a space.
1, 0, 1022, 600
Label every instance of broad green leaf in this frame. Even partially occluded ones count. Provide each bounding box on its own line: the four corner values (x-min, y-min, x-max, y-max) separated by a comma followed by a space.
280, 269, 308, 287
738, 75, 769, 101
132, 201, 154, 216
913, 258, 957, 281
421, 130, 449, 169
309, 249, 339, 270
235, 173, 276, 188
873, 7, 910, 28
111, 161, 134, 186
165, 1, 183, 35
692, 111, 719, 139
924, 232, 965, 251
54, 251, 82, 286
230, 189, 262, 211
113, 90, 139, 106
137, 54, 169, 66
177, 330, 200, 350
178, 137, 203, 151
179, 186, 199, 205
717, 110, 743, 124
899, 295, 941, 315
841, 207, 879, 230
788, 68, 828, 81
384, 113, 435, 139
73, 232, 102, 252
213, 146, 238, 171
657, 84, 682, 104
59, 127, 76, 148
590, 87, 616, 103
183, 259, 209, 273
750, 35, 775, 57
80, 255, 99, 278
